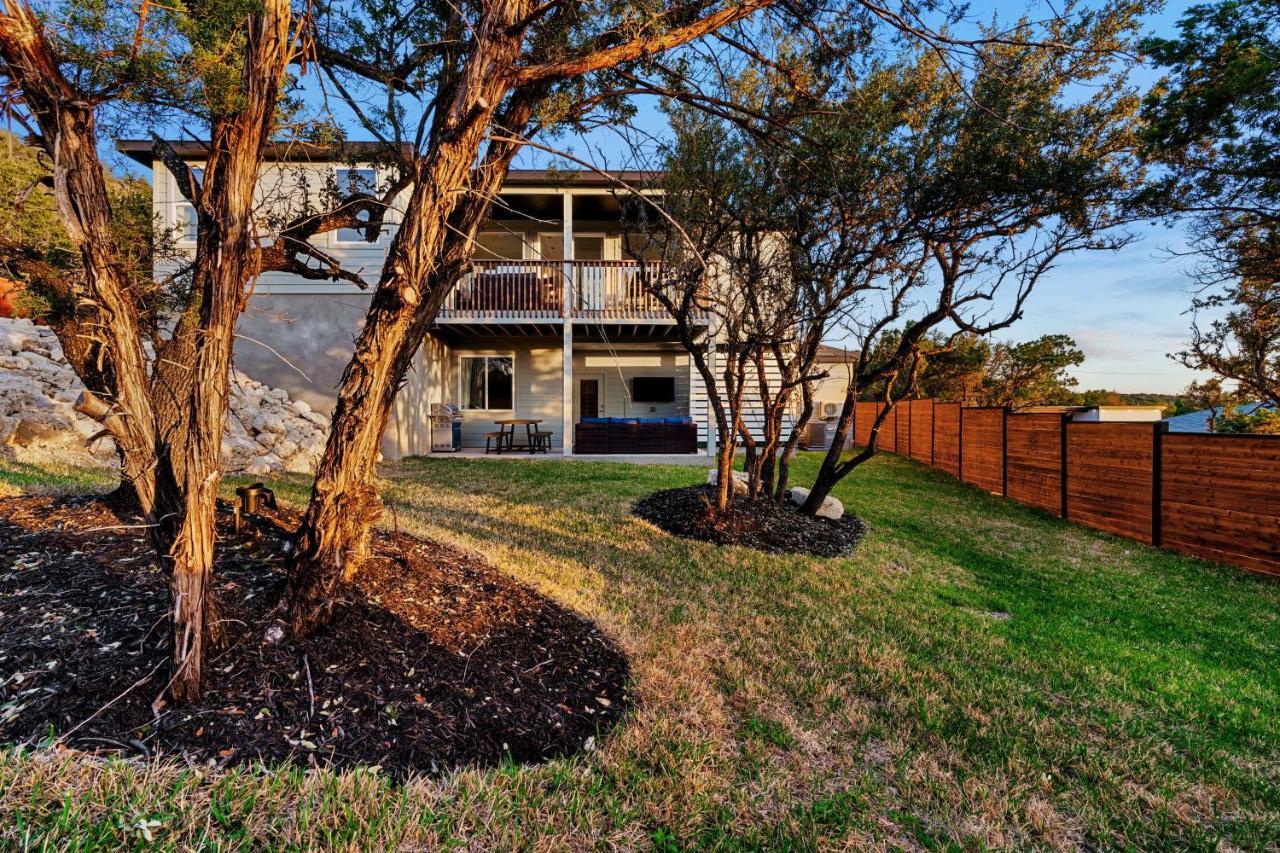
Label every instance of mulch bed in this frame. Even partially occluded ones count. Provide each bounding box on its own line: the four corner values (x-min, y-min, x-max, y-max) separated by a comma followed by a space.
633, 485, 866, 557
0, 495, 629, 779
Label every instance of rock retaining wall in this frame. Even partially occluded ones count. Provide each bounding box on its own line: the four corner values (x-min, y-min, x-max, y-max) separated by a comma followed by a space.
0, 317, 328, 474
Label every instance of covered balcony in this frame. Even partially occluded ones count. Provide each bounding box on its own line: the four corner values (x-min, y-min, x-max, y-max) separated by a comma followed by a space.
432, 175, 707, 330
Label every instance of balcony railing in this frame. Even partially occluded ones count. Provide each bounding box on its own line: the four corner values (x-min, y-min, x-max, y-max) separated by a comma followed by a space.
439, 259, 690, 321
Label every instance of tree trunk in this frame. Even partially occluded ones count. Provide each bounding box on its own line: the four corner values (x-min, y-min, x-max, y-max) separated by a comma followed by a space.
157, 0, 292, 702
288, 11, 537, 634
0, 2, 160, 513
802, 389, 886, 515
774, 385, 813, 501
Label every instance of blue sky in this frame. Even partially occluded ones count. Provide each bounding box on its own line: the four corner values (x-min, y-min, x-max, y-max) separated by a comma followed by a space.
519, 1, 1212, 395
984, 1, 1209, 395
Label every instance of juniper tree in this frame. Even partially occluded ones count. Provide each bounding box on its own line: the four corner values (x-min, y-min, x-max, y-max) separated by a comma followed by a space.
0, 0, 304, 701
800, 17, 1146, 514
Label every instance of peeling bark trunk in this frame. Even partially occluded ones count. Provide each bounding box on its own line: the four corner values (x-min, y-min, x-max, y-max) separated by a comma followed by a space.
156, 0, 292, 702
0, 1, 160, 512
288, 4, 537, 634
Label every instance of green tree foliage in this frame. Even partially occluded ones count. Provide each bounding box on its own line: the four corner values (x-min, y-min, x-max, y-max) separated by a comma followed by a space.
1217, 404, 1280, 431
1141, 0, 1279, 261
1175, 272, 1280, 412
1142, 0, 1279, 427
0, 131, 161, 318
976, 335, 1085, 408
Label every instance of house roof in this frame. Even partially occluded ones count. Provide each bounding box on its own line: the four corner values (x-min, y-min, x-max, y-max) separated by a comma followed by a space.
816, 344, 858, 363
1164, 401, 1275, 433
116, 140, 661, 186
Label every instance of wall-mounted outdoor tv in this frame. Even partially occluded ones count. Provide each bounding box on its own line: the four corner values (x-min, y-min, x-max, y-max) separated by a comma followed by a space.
632, 376, 676, 403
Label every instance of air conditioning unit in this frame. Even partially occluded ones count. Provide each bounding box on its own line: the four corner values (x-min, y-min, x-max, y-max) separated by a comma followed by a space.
804, 421, 830, 450
821, 402, 840, 419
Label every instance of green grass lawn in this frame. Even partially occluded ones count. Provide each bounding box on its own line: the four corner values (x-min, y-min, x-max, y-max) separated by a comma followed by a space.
3, 452, 1279, 849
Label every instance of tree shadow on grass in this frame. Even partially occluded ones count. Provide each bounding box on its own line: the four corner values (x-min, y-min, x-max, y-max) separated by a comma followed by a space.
0, 495, 629, 781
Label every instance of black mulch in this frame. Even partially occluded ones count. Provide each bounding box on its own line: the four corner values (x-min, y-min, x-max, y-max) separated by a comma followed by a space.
0, 495, 630, 779
633, 485, 866, 557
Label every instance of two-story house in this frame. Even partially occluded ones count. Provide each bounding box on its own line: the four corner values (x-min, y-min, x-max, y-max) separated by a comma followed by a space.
119, 141, 779, 459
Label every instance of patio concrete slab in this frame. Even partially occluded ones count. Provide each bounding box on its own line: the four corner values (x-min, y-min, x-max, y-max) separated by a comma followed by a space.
420, 450, 712, 466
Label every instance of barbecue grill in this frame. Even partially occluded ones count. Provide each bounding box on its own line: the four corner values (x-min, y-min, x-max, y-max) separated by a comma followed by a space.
430, 403, 462, 452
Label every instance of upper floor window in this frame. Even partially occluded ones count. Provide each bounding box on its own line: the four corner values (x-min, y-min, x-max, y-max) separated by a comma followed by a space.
335, 168, 378, 244
175, 203, 198, 244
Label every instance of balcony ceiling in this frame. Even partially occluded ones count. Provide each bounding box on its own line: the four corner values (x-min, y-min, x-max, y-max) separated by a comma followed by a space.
493, 192, 633, 222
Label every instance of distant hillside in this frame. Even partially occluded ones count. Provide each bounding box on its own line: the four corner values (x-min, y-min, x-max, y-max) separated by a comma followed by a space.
1075, 390, 1190, 415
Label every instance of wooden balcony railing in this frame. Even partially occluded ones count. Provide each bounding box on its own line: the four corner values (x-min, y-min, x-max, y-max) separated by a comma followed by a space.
440, 259, 563, 319
439, 259, 695, 321
572, 260, 671, 320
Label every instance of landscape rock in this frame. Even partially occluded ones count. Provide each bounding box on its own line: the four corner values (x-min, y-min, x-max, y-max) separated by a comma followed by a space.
706, 467, 750, 496
0, 317, 329, 474
787, 486, 844, 521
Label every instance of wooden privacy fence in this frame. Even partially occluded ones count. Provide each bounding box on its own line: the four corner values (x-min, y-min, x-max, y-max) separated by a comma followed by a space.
852, 400, 1280, 577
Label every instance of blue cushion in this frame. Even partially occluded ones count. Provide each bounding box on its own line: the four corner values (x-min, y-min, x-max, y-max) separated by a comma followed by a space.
581, 417, 608, 424
638, 417, 663, 424
610, 417, 640, 424
663, 416, 692, 424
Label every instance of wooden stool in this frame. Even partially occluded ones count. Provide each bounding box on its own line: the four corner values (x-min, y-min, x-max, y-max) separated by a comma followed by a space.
484, 431, 507, 454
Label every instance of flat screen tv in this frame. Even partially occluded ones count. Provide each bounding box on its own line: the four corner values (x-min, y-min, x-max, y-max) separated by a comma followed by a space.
632, 376, 675, 403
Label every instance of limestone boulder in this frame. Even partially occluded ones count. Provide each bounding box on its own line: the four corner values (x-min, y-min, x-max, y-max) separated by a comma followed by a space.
786, 486, 844, 521
706, 468, 750, 496
0, 317, 330, 474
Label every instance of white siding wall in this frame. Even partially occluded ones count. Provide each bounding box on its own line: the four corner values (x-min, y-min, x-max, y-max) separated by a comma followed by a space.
429, 338, 566, 450
149, 168, 782, 458
390, 334, 453, 457
155, 162, 398, 291
572, 349, 691, 419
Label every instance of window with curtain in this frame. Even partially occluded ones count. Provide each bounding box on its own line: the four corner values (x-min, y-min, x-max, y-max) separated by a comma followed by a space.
460, 355, 514, 410
336, 168, 377, 242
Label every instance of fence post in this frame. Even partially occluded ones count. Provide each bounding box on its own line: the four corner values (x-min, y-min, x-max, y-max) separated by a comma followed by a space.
1059, 413, 1071, 518
1001, 407, 1009, 497
1152, 421, 1167, 547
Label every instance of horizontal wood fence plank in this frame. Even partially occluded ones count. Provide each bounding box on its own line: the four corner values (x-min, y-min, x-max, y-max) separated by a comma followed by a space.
909, 399, 934, 464
961, 408, 1004, 495
932, 402, 961, 477
1065, 423, 1155, 544
1006, 413, 1064, 514
1160, 434, 1280, 574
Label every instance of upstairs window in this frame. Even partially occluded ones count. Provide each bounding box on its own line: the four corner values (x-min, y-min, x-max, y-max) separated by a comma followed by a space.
460, 355, 514, 410
175, 203, 198, 243
336, 168, 378, 243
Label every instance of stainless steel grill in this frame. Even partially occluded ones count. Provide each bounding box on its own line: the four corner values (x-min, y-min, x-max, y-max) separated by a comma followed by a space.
431, 403, 462, 452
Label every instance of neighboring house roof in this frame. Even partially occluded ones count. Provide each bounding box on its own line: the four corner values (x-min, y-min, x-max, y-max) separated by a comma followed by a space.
1164, 401, 1275, 433
815, 344, 858, 363
115, 140, 661, 186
